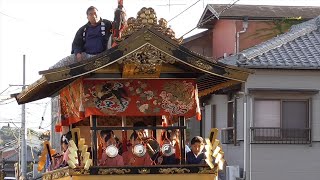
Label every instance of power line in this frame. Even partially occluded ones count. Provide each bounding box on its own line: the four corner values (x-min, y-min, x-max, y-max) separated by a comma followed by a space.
0, 11, 20, 21
179, 0, 240, 38
40, 117, 58, 130
6, 87, 21, 94
0, 86, 11, 95
0, 97, 14, 102
0, 99, 16, 105
0, 10, 65, 37
168, 0, 201, 22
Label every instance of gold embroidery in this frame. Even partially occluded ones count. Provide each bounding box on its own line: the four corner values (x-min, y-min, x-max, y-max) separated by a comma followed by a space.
159, 168, 190, 174
198, 167, 217, 174
138, 168, 151, 174
98, 168, 131, 175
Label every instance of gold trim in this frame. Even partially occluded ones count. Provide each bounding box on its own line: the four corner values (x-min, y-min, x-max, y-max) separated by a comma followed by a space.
70, 168, 90, 175
119, 43, 176, 77
84, 57, 111, 71
46, 69, 72, 82
159, 168, 190, 174
42, 174, 52, 180
98, 168, 131, 175
17, 76, 47, 101
42, 167, 70, 180
185, 57, 212, 71
138, 168, 151, 174
198, 167, 217, 174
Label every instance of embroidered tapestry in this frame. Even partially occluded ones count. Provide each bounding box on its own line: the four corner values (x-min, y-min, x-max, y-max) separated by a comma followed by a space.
60, 79, 197, 125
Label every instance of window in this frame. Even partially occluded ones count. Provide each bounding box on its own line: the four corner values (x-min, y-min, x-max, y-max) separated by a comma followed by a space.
227, 101, 234, 128
251, 99, 310, 144
222, 101, 235, 144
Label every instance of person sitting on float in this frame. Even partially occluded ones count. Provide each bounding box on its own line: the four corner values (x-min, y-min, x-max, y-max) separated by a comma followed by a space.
99, 130, 124, 166
156, 130, 178, 165
52, 131, 72, 169
122, 121, 153, 166
98, 130, 123, 160
186, 136, 206, 164
170, 129, 181, 163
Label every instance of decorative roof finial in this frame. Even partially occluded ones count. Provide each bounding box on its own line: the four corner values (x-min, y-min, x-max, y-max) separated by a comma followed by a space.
118, 7, 183, 44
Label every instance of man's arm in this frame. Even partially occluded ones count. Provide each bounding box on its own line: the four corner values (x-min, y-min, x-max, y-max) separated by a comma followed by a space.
71, 26, 86, 56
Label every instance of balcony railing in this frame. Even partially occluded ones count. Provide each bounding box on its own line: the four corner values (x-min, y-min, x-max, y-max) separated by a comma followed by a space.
221, 127, 235, 144
250, 127, 311, 144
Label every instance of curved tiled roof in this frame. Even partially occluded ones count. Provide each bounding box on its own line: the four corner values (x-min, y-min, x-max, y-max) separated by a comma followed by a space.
223, 16, 320, 69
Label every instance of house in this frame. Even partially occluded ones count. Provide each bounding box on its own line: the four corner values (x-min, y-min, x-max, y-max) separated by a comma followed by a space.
0, 127, 43, 178
182, 4, 320, 180
1, 143, 41, 179
183, 4, 320, 60
207, 15, 320, 180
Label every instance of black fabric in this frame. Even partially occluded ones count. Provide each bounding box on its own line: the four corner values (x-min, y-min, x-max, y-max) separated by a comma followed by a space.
71, 19, 112, 54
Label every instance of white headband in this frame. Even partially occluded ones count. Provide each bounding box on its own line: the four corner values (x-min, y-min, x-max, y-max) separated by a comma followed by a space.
62, 135, 69, 143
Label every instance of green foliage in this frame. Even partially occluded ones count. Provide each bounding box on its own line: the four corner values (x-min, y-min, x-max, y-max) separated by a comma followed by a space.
245, 17, 303, 41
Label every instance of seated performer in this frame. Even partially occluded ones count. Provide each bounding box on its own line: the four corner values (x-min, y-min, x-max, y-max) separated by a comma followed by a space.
157, 131, 178, 165
122, 121, 152, 166
99, 130, 124, 166
52, 132, 72, 169
186, 136, 206, 164
170, 129, 181, 163
98, 130, 123, 159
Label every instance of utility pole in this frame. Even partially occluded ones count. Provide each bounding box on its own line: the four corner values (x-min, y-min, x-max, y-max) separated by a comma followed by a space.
20, 54, 27, 179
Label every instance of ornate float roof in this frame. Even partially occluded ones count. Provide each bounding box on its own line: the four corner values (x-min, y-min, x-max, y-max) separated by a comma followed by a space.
13, 7, 251, 104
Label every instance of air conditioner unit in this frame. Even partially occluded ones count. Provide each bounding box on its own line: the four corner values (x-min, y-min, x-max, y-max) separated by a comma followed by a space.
221, 128, 234, 144
226, 166, 240, 180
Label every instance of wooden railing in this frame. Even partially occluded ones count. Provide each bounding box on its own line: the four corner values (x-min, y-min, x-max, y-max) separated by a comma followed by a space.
250, 127, 311, 144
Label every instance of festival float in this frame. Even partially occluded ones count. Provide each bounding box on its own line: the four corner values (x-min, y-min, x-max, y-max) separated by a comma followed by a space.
13, 3, 250, 180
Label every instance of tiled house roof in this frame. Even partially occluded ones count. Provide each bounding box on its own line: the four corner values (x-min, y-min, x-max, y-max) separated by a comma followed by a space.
198, 4, 320, 28
209, 4, 320, 19
221, 16, 320, 69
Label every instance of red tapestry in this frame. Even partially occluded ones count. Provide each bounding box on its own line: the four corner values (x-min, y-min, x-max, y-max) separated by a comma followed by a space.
60, 79, 198, 125
60, 78, 85, 125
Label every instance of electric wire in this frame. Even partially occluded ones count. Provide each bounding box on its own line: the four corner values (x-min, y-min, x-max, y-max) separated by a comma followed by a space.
179, 0, 240, 38
168, 0, 201, 22
0, 86, 11, 95
0, 10, 65, 36
0, 99, 16, 105
39, 100, 51, 129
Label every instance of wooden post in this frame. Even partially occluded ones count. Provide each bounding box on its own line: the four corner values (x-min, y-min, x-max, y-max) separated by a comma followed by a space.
179, 116, 186, 164
152, 117, 157, 139
90, 115, 98, 166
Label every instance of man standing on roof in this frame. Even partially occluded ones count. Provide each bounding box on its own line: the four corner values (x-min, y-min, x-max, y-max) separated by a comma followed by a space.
72, 6, 113, 61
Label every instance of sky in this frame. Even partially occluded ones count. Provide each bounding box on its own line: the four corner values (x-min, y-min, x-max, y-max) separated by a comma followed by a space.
0, 0, 319, 130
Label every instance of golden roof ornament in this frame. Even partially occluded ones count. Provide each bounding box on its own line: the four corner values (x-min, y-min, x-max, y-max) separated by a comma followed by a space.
119, 7, 183, 44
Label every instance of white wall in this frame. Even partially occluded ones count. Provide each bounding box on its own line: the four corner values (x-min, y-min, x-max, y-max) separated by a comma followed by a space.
247, 70, 320, 141
205, 69, 320, 180
205, 94, 245, 169
246, 69, 320, 180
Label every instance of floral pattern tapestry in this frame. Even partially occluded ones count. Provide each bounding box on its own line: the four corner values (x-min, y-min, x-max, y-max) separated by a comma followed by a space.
60, 79, 198, 125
